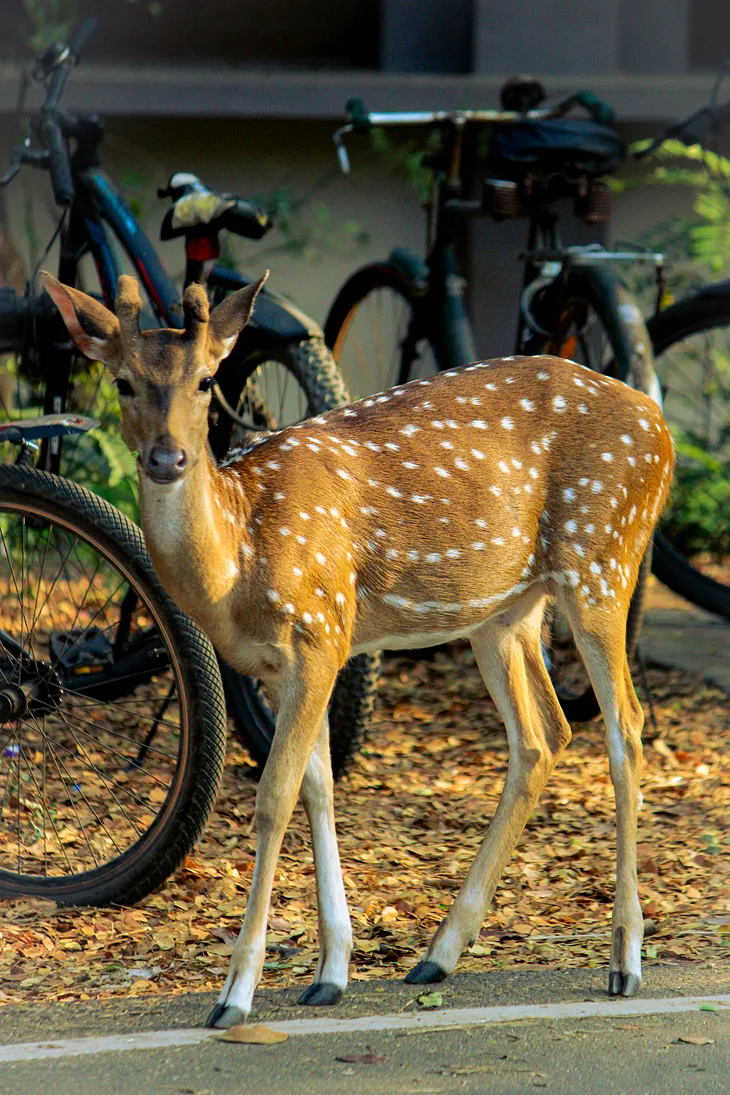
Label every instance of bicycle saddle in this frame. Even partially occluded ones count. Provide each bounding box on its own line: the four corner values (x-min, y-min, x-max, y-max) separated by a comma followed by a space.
492, 119, 626, 179
159, 173, 271, 241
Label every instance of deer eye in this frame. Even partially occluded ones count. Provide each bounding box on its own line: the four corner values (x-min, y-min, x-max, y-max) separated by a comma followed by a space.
116, 378, 134, 397
198, 376, 215, 393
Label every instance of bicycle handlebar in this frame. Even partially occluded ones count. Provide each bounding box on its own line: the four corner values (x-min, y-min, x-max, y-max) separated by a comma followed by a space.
334, 89, 615, 173
0, 19, 98, 204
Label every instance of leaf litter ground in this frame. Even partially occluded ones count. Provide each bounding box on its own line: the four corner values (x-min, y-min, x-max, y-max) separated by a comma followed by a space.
1, 643, 729, 1007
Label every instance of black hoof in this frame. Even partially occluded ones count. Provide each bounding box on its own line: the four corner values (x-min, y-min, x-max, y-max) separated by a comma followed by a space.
608, 971, 641, 997
298, 982, 343, 1007
206, 1003, 247, 1029
404, 960, 448, 985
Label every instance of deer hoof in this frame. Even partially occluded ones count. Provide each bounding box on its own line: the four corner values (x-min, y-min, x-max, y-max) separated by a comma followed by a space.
298, 982, 343, 1006
404, 960, 447, 985
206, 1003, 248, 1029
608, 971, 641, 997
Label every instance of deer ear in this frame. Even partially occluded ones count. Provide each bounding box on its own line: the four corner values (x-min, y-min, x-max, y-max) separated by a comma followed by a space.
40, 271, 123, 374
208, 271, 269, 362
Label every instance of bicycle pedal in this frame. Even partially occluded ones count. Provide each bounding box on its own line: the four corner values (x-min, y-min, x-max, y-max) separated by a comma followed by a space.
49, 626, 114, 677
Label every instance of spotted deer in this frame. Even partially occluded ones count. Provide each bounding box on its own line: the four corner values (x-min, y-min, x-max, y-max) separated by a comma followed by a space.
42, 269, 674, 1028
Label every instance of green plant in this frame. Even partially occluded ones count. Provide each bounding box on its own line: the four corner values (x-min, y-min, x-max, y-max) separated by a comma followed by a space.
662, 434, 730, 557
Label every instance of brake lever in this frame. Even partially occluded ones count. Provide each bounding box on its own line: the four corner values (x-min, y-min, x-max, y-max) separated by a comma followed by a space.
333, 124, 353, 174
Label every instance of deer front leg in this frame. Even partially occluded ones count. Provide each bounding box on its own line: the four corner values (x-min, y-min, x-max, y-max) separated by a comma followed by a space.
298, 712, 352, 1006
206, 661, 337, 1029
406, 599, 572, 984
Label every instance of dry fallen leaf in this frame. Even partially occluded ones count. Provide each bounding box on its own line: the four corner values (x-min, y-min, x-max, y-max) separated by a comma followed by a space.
219, 1024, 289, 1045
675, 1036, 715, 1046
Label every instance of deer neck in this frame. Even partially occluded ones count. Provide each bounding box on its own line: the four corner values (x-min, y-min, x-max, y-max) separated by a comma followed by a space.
137, 450, 252, 625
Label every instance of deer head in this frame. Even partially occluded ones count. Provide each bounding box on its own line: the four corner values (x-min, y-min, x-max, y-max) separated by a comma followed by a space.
40, 270, 268, 483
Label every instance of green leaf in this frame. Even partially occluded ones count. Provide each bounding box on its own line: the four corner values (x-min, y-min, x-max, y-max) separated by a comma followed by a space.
416, 991, 443, 1009
699, 1004, 719, 1012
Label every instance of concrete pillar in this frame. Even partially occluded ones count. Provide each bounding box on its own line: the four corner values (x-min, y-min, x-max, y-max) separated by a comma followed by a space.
620, 0, 690, 74
380, 0, 474, 74
473, 0, 620, 75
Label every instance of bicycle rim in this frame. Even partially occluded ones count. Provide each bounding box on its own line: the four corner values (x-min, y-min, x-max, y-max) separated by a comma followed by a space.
0, 490, 192, 893
327, 270, 437, 398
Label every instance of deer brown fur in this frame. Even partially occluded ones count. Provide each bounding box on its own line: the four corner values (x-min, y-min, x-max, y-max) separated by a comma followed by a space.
42, 269, 674, 1027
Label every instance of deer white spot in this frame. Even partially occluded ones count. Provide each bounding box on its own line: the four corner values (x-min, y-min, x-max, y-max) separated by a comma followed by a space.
602, 452, 614, 462
512, 527, 521, 537
335, 592, 346, 606
565, 570, 580, 587
565, 519, 578, 533
573, 543, 586, 557
446, 548, 461, 559
501, 417, 514, 430
384, 593, 411, 609
471, 448, 485, 460
621, 434, 633, 446
590, 561, 602, 575
401, 424, 420, 437
302, 612, 313, 624
592, 481, 603, 493
537, 371, 550, 380
364, 441, 381, 453
489, 485, 501, 496
521, 398, 535, 412
426, 552, 442, 563
529, 468, 539, 480
585, 523, 595, 534
491, 537, 505, 546
375, 528, 387, 538
408, 550, 419, 561
266, 461, 281, 471
573, 376, 585, 387
267, 589, 280, 603
470, 420, 488, 429
293, 566, 303, 577
553, 395, 567, 412
639, 418, 650, 431
296, 534, 307, 545
280, 527, 291, 537
472, 541, 486, 551
435, 467, 450, 478
498, 461, 511, 474
282, 603, 295, 615
578, 404, 589, 414
316, 553, 327, 565
403, 461, 419, 469
274, 491, 285, 501
385, 442, 400, 451
564, 488, 576, 502
455, 457, 469, 471
386, 548, 399, 559
440, 440, 454, 450
431, 420, 444, 430
316, 612, 326, 624
411, 494, 430, 504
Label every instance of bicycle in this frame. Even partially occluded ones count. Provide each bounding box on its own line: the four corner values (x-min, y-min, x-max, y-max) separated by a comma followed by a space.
630, 101, 730, 622
0, 414, 227, 905
325, 80, 664, 720
0, 20, 379, 777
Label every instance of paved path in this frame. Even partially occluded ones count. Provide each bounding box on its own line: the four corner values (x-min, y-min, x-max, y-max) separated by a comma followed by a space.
1, 968, 728, 1094
640, 579, 730, 693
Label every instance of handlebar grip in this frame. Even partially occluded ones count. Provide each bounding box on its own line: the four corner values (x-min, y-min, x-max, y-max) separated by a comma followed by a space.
68, 18, 98, 59
39, 115, 74, 206
346, 98, 371, 134
572, 90, 615, 126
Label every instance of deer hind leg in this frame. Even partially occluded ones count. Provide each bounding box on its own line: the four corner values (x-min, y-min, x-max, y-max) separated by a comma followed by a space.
207, 660, 338, 1029
406, 592, 572, 984
297, 711, 353, 1007
558, 590, 645, 997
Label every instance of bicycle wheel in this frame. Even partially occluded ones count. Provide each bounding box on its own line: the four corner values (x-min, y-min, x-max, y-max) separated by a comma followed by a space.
210, 337, 381, 778
325, 263, 438, 399
0, 465, 226, 905
524, 270, 655, 721
647, 291, 730, 620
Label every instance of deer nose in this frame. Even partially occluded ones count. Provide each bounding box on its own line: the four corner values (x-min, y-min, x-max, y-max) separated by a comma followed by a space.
146, 442, 187, 483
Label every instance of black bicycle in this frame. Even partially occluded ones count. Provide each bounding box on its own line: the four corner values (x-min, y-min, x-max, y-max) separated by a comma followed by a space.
325, 81, 664, 720
0, 415, 227, 905
0, 20, 379, 777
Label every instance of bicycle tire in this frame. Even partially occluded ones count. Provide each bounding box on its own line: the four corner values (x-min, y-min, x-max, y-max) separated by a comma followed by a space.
324, 263, 438, 397
0, 465, 227, 906
646, 290, 730, 620
211, 337, 381, 779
